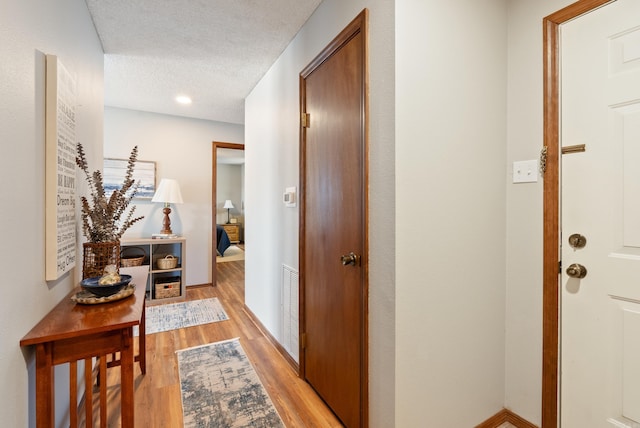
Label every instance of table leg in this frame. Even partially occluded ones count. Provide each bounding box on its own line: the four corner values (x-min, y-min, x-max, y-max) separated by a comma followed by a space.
140, 302, 146, 374
35, 343, 54, 428
69, 361, 77, 427
120, 327, 134, 427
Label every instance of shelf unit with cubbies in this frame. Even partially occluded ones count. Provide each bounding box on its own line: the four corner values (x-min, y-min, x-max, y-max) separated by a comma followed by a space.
120, 237, 186, 303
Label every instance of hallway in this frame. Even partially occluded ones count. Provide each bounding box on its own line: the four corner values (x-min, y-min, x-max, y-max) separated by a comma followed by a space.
89, 260, 343, 427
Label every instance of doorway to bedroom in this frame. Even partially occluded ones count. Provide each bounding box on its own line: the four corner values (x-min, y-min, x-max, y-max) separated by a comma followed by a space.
212, 141, 245, 286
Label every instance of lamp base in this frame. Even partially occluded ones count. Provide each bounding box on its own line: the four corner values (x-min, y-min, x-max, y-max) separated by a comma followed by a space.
161, 206, 173, 235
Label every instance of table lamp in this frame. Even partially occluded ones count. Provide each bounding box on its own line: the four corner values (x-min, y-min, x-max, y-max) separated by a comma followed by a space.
151, 178, 183, 235
223, 200, 234, 224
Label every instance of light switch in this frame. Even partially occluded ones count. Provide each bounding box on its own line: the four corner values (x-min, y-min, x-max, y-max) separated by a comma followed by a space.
283, 186, 297, 207
513, 160, 538, 183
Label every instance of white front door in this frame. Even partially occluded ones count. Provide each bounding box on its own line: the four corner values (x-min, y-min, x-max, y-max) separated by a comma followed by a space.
561, 0, 640, 426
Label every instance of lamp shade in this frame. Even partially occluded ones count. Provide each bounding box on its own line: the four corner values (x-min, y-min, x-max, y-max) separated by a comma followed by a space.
223, 199, 234, 209
152, 179, 184, 204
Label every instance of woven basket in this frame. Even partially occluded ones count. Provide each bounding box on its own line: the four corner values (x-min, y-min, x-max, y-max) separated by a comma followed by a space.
154, 277, 180, 299
157, 254, 178, 270
82, 241, 120, 279
120, 246, 146, 267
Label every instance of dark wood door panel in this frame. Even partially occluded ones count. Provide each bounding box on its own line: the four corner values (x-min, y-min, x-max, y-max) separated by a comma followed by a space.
300, 10, 368, 428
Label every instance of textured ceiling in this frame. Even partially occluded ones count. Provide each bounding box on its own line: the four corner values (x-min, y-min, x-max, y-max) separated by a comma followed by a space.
85, 0, 322, 124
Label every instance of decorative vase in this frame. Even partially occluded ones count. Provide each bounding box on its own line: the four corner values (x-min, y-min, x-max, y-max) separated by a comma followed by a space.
82, 241, 121, 279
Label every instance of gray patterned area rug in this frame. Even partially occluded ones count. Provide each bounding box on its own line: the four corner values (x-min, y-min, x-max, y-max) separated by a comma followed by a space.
176, 338, 285, 428
144, 298, 229, 335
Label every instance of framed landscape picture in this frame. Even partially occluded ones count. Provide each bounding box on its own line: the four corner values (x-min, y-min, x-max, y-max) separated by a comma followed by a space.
103, 158, 156, 199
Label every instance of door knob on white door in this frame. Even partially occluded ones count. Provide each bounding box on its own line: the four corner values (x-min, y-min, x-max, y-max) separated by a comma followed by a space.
566, 263, 587, 279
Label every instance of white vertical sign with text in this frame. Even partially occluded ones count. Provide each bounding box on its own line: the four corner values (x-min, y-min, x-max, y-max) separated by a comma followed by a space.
45, 55, 77, 280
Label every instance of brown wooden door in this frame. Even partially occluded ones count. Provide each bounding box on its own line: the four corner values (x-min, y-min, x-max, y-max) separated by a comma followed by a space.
300, 11, 368, 428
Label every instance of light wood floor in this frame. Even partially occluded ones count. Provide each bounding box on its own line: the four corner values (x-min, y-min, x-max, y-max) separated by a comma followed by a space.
88, 260, 343, 427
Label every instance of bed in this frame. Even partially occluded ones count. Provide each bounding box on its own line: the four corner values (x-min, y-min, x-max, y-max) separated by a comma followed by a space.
216, 225, 231, 256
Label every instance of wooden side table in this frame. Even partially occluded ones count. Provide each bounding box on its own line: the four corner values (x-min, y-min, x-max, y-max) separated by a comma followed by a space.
221, 223, 241, 243
20, 283, 146, 427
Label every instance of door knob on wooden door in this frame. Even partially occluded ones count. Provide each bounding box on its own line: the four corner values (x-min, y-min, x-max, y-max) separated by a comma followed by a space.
566, 263, 587, 279
341, 252, 360, 266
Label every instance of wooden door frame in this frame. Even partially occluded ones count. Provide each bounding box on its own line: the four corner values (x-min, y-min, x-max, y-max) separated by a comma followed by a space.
211, 141, 245, 286
299, 9, 369, 427
541, 1, 615, 426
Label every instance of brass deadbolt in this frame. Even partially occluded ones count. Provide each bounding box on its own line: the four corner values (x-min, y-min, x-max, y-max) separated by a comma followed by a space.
568, 233, 587, 249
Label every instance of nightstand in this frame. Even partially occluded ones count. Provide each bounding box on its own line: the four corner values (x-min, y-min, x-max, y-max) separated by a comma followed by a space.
221, 224, 241, 243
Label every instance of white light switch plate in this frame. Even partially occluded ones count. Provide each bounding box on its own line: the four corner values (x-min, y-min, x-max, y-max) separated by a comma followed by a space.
513, 160, 538, 183
283, 186, 297, 207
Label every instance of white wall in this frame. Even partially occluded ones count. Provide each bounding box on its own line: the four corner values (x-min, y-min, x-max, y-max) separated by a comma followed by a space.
245, 1, 395, 426
104, 107, 244, 286
396, 0, 508, 425
504, 0, 574, 423
0, 0, 104, 426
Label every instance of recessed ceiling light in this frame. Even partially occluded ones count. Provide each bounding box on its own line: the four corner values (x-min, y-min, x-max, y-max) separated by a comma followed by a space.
175, 95, 192, 105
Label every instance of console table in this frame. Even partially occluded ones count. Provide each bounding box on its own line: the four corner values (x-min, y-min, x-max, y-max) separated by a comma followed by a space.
20, 283, 146, 427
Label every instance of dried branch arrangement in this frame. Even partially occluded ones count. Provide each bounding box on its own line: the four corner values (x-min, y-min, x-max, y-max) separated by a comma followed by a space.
76, 143, 144, 242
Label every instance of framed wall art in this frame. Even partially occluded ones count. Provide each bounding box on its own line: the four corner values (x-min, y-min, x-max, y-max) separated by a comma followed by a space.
103, 158, 156, 199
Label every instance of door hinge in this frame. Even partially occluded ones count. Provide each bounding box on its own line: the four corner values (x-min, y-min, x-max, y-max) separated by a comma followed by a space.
558, 260, 562, 274
539, 146, 548, 174
301, 333, 307, 349
301, 112, 310, 128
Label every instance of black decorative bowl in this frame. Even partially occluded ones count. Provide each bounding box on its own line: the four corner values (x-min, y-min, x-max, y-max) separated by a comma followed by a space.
81, 275, 132, 297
